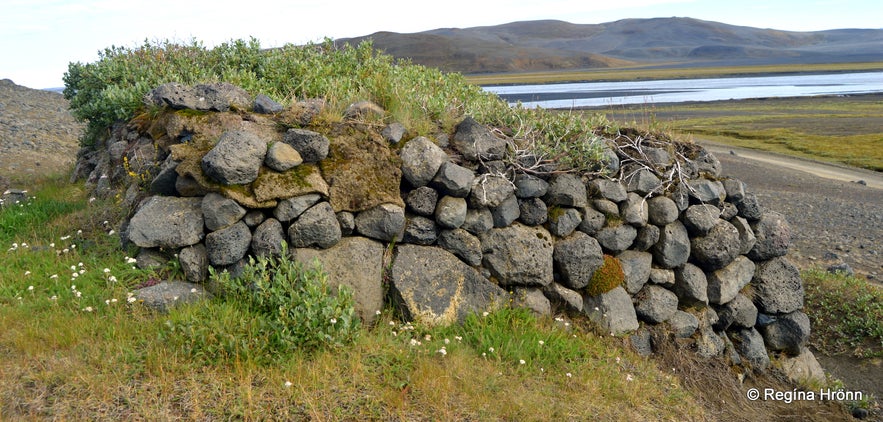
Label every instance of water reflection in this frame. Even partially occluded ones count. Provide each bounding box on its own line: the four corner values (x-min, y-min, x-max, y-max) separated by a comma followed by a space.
483, 71, 883, 108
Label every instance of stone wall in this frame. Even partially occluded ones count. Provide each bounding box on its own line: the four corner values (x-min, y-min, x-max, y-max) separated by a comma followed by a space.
75, 82, 813, 374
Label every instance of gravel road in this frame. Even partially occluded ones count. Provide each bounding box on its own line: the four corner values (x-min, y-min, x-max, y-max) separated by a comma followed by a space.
701, 141, 883, 282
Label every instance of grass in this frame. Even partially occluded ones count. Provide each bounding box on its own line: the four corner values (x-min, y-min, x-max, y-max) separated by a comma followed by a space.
0, 174, 707, 420
594, 95, 883, 171
803, 268, 883, 359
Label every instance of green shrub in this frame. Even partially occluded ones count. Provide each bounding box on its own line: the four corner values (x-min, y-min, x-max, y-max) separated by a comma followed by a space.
585, 255, 625, 297
63, 38, 611, 174
164, 244, 360, 364
803, 269, 883, 358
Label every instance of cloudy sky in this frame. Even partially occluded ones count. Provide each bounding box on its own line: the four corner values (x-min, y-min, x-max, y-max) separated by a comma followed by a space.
2, 0, 881, 89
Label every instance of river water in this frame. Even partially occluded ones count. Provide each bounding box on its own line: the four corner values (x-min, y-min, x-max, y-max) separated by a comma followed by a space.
483, 71, 883, 108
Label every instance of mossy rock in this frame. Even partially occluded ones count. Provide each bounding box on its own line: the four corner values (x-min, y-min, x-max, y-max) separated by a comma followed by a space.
320, 124, 404, 212
252, 164, 329, 202
170, 143, 277, 208
585, 254, 625, 297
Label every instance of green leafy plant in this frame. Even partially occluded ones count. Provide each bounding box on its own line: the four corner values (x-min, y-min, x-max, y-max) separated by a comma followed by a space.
585, 254, 625, 297
163, 244, 360, 364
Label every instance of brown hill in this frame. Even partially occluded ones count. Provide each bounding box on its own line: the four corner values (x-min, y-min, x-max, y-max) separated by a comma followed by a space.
339, 17, 883, 73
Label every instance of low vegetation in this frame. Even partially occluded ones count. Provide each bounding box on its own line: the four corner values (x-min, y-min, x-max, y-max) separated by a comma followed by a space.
803, 269, 883, 358
63, 38, 609, 173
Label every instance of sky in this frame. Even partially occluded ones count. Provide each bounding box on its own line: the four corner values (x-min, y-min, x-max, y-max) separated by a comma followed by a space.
2, 0, 881, 89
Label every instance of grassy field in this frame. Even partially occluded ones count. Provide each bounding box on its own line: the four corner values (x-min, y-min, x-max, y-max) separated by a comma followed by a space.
594, 94, 883, 171
1, 174, 868, 420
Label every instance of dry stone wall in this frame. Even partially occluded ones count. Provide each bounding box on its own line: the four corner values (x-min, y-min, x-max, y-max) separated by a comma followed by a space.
74, 82, 814, 373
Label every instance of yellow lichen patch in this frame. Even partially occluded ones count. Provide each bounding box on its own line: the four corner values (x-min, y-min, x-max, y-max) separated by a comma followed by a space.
252, 164, 329, 203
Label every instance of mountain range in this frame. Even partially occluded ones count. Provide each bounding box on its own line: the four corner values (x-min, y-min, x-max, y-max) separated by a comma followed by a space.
339, 17, 883, 74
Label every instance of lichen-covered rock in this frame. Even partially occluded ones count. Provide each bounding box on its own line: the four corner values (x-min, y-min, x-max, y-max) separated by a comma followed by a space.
201, 129, 267, 185
128, 196, 204, 248
288, 202, 341, 249
752, 256, 804, 314
588, 179, 627, 202
470, 174, 514, 208
714, 293, 758, 330
321, 127, 403, 212
553, 232, 604, 290
144, 82, 251, 112
205, 221, 252, 266
294, 237, 385, 325
400, 136, 448, 187
518, 198, 548, 226
178, 244, 208, 283
481, 224, 554, 287
619, 192, 648, 227
355, 203, 406, 242
583, 286, 639, 335
595, 224, 637, 254
547, 206, 582, 237
735, 192, 764, 221
251, 163, 329, 203
682, 204, 721, 236
390, 244, 507, 326
451, 116, 507, 161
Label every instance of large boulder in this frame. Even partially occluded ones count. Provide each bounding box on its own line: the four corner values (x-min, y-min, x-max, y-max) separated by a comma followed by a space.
481, 224, 554, 287
144, 82, 251, 111
201, 129, 267, 185
294, 237, 385, 325
437, 228, 482, 267
470, 175, 515, 208
617, 250, 653, 294
594, 224, 637, 254
647, 196, 679, 226
714, 293, 758, 330
432, 162, 475, 197
390, 245, 507, 326
127, 196, 204, 248
250, 218, 286, 257
633, 285, 679, 324
673, 263, 709, 308
731, 327, 770, 371
320, 127, 403, 212
757, 311, 811, 356
450, 116, 507, 161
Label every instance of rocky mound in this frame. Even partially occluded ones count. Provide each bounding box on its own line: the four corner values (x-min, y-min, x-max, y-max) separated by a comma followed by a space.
73, 82, 822, 385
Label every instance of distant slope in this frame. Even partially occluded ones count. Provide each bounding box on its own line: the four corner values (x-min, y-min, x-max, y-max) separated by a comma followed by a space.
338, 17, 883, 73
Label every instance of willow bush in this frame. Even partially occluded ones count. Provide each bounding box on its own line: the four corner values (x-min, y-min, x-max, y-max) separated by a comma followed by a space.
63, 38, 610, 173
